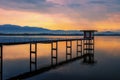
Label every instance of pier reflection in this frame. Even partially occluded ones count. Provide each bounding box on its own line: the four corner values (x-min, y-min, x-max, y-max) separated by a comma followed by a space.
83, 54, 95, 64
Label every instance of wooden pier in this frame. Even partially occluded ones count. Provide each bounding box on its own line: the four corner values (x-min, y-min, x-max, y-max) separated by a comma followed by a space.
0, 30, 97, 80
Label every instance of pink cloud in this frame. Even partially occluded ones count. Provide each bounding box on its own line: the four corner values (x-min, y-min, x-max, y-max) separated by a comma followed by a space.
46, 0, 85, 5
107, 13, 120, 23
46, 0, 68, 5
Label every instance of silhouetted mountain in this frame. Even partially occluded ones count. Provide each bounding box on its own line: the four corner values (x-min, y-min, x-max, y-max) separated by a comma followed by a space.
0, 24, 82, 35
96, 31, 120, 36
0, 24, 120, 36
0, 24, 51, 33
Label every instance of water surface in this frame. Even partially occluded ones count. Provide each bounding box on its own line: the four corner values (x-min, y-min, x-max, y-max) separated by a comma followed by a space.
1, 36, 120, 80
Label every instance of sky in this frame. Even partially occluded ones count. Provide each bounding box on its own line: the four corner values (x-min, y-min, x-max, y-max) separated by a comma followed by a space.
0, 0, 120, 31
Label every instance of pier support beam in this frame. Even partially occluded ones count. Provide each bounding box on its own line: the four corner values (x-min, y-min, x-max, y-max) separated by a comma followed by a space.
0, 45, 3, 80
83, 39, 94, 55
66, 41, 72, 61
83, 39, 94, 62
30, 43, 37, 71
81, 30, 97, 63
76, 40, 82, 57
51, 42, 58, 66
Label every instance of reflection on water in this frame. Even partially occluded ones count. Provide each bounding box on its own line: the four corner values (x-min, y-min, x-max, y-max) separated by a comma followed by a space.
1, 36, 120, 80
96, 36, 120, 56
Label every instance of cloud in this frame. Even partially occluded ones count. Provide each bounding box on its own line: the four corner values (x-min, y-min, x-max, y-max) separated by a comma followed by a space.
0, 0, 119, 15
88, 0, 120, 12
89, 0, 107, 4
0, 0, 55, 13
0, 0, 120, 30
46, 0, 68, 5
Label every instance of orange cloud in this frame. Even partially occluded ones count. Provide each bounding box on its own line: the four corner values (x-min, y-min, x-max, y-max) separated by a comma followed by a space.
0, 8, 76, 30
94, 13, 120, 31
0, 6, 120, 31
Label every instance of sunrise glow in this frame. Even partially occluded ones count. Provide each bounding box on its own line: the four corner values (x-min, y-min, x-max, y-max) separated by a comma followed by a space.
0, 0, 120, 31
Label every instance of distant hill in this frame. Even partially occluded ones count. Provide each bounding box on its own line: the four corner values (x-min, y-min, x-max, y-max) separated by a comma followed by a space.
0, 24, 120, 36
0, 24, 51, 33
96, 31, 120, 36
0, 24, 82, 35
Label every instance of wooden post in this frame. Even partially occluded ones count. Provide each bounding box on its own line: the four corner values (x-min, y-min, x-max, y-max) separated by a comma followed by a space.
66, 41, 72, 61
30, 43, 37, 71
76, 40, 82, 57
51, 42, 58, 66
81, 30, 97, 63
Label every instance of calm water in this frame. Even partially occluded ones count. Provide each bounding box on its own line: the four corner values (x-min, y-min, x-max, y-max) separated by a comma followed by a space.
1, 36, 120, 80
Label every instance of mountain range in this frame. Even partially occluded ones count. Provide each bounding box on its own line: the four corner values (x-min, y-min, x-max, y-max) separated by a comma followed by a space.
0, 24, 120, 36
0, 24, 82, 35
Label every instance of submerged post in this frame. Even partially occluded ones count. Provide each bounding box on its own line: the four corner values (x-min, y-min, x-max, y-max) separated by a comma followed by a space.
0, 45, 3, 80
30, 43, 37, 71
81, 30, 97, 63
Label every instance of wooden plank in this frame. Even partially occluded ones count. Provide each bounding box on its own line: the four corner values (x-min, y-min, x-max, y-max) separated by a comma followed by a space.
0, 38, 83, 46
